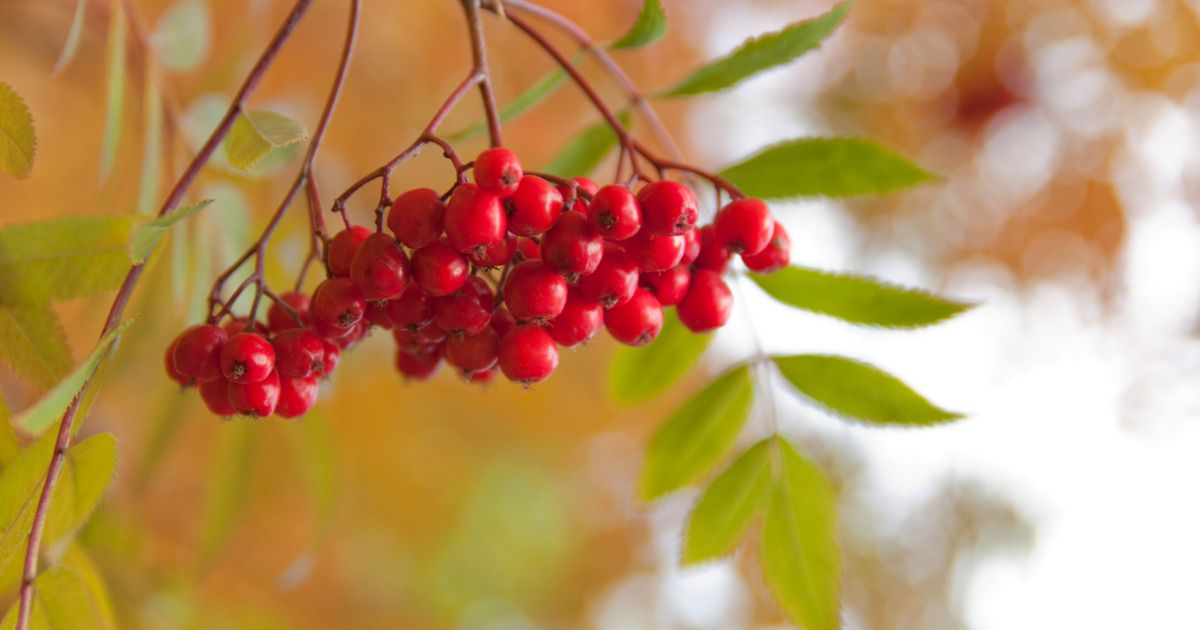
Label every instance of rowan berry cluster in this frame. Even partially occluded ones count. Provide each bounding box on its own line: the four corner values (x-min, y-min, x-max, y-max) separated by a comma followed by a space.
164, 147, 789, 418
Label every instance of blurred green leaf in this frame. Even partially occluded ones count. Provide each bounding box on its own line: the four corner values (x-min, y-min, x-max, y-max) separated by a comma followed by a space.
751, 266, 973, 328
720, 137, 935, 198
762, 437, 840, 630
609, 309, 710, 404
225, 110, 308, 170
197, 422, 256, 568
641, 365, 754, 500
129, 199, 213, 264
662, 2, 847, 96
446, 66, 570, 142
773, 354, 962, 425
610, 0, 667, 50
683, 438, 772, 564
136, 71, 162, 216
100, 0, 126, 180
153, 0, 211, 71
133, 392, 186, 490
0, 304, 72, 389
0, 564, 104, 630
285, 409, 337, 536
0, 82, 36, 180
0, 216, 136, 304
542, 111, 630, 178
51, 0, 88, 74
60, 545, 116, 630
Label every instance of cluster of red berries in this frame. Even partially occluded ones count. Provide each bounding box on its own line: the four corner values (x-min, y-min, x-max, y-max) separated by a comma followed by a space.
164, 147, 789, 418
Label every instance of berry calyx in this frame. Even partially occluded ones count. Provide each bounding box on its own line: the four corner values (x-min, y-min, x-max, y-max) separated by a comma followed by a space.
432, 276, 494, 336
312, 277, 367, 334
387, 187, 445, 249
604, 288, 663, 346
713, 198, 773, 255
540, 212, 603, 279
273, 328, 325, 378
220, 332, 276, 384
503, 260, 568, 323
473, 147, 523, 196
412, 240, 469, 296
576, 244, 638, 308
505, 175, 563, 236
327, 226, 373, 277
548, 293, 603, 347
640, 265, 691, 306
469, 233, 517, 269
587, 185, 641, 241
172, 324, 228, 383
227, 370, 281, 418
267, 292, 310, 332
498, 325, 559, 385
444, 183, 507, 255
623, 229, 685, 272
742, 220, 790, 273
677, 269, 733, 332
637, 181, 698, 235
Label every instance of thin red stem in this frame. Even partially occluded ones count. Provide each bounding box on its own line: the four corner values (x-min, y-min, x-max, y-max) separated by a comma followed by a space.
463, 0, 503, 147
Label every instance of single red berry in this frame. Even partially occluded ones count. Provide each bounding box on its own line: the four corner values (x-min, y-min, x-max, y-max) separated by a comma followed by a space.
350, 233, 410, 300
515, 237, 541, 263
498, 325, 559, 385
445, 326, 500, 374
503, 260, 567, 323
433, 276, 494, 336
335, 320, 369, 350
416, 320, 448, 346
411, 240, 470, 296
473, 147, 523, 196
468, 366, 498, 384
548, 293, 604, 347
172, 324, 228, 383
505, 175, 563, 236
311, 277, 366, 334
227, 369, 281, 418
445, 184, 507, 254
469, 233, 517, 269
713, 198, 773, 255
640, 265, 692, 306
490, 307, 517, 339
540, 212, 603, 280
604, 288, 663, 346
387, 284, 434, 330
394, 321, 447, 353
680, 227, 702, 266
742, 220, 790, 273
327, 226, 373, 277
387, 187, 445, 249
164, 338, 193, 386
199, 377, 236, 416
268, 292, 310, 332
221, 332, 276, 384
275, 374, 319, 419
319, 339, 340, 376
693, 224, 732, 272
222, 318, 255, 337
396, 347, 442, 381
587, 185, 642, 241
272, 328, 325, 378
576, 244, 639, 308
637, 181, 699, 235
677, 269, 734, 332
623, 229, 685, 272
312, 315, 352, 340
365, 300, 396, 329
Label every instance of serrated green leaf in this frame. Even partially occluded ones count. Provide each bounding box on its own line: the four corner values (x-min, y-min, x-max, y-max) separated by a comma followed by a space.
446, 66, 570, 142
0, 82, 36, 180
762, 437, 840, 630
542, 111, 631, 178
751, 266, 973, 328
197, 422, 256, 568
609, 309, 711, 404
0, 216, 135, 304
610, 0, 667, 50
15, 320, 132, 436
51, 0, 88, 74
224, 110, 308, 170
136, 71, 163, 216
773, 354, 962, 426
0, 564, 105, 630
60, 546, 116, 630
129, 199, 213, 263
153, 0, 211, 71
0, 304, 72, 389
641, 365, 754, 500
683, 438, 772, 564
720, 137, 935, 198
662, 2, 847, 96
100, 0, 126, 180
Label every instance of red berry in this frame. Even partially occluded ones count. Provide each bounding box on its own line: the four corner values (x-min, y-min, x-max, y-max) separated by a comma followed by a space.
365, 300, 395, 329
677, 269, 733, 332
416, 320, 448, 346
412, 240, 470, 296
199, 377, 236, 415
469, 233, 517, 268
311, 277, 366, 334
227, 370, 281, 418
445, 326, 500, 374
274, 375, 318, 418
503, 260, 567, 323
433, 276, 494, 336
387, 187, 445, 249
515, 237, 541, 263
713, 198, 773, 255
445, 184, 506, 254
637, 181, 698, 235
319, 339, 340, 376
604, 288, 663, 346
468, 366, 498, 384
742, 220, 790, 273
587, 185, 642, 241
387, 284, 434, 330
490, 307, 517, 339
576, 244, 639, 308
548, 293, 603, 347
335, 320, 369, 350
164, 338, 192, 386
559, 176, 600, 214
473, 147, 523, 196
222, 318, 254, 337
272, 328, 325, 378
498, 326, 558, 385
623, 229, 685, 272
505, 176, 563, 236
396, 347, 442, 381
350, 233, 410, 300
327, 226, 373, 276
268, 292, 310, 332
220, 332, 275, 384
680, 227, 702, 266
394, 321, 447, 353
640, 265, 691, 306
172, 324, 228, 383
693, 224, 732, 272
540, 212, 603, 279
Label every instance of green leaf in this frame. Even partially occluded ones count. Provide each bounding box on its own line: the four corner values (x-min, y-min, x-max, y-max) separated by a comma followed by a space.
610, 0, 667, 50
0, 82, 36, 179
0, 216, 136, 304
542, 111, 630, 178
751, 266, 973, 328
609, 309, 711, 404
285, 409, 338, 536
762, 437, 840, 630
773, 354, 962, 426
683, 438, 772, 565
641, 365, 755, 500
133, 392, 186, 490
153, 0, 211, 71
0, 564, 105, 630
445, 66, 570, 142
15, 320, 132, 436
129, 199, 213, 264
224, 110, 308, 170
197, 422, 256, 568
719, 137, 935, 198
0, 304, 72, 389
135, 71, 163, 216
100, 0, 126, 180
51, 0, 88, 74
662, 3, 847, 96
60, 546, 117, 630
